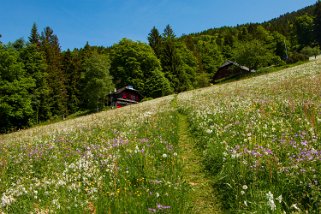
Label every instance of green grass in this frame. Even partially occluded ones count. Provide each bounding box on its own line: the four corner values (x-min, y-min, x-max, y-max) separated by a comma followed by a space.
178, 112, 222, 214
178, 58, 321, 213
1, 58, 321, 213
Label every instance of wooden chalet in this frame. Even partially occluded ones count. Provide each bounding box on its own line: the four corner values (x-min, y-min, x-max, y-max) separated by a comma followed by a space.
212, 61, 254, 83
108, 85, 143, 108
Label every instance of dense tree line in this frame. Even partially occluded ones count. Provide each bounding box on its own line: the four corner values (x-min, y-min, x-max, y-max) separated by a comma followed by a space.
1, 1, 321, 132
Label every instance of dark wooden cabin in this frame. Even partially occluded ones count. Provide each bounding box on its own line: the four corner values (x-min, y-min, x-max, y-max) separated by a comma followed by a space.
108, 85, 143, 108
212, 61, 254, 83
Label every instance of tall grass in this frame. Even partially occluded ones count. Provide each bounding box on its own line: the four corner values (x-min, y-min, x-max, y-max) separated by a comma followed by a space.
178, 60, 321, 213
1, 59, 320, 213
0, 95, 190, 213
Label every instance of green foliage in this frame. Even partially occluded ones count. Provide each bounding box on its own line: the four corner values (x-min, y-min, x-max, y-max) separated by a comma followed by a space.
20, 43, 50, 123
314, 0, 321, 46
40, 26, 68, 118
196, 38, 223, 74
81, 52, 114, 111
62, 49, 81, 113
160, 26, 197, 92
2, 3, 321, 132
295, 15, 315, 47
301, 46, 321, 58
148, 26, 162, 58
144, 69, 173, 98
0, 45, 35, 132
29, 23, 40, 45
232, 40, 281, 70
110, 38, 172, 97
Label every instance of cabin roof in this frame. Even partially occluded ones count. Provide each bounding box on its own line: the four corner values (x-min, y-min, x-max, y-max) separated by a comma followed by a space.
212, 61, 254, 83
110, 85, 143, 98
218, 60, 250, 72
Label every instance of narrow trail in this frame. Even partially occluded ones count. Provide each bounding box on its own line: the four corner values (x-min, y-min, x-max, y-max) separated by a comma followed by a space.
178, 113, 222, 214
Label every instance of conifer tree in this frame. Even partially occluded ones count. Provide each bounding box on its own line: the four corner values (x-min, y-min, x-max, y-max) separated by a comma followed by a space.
40, 26, 68, 118
148, 26, 162, 58
314, 0, 321, 46
20, 43, 50, 123
62, 49, 81, 113
29, 23, 40, 45
160, 25, 197, 92
160, 25, 180, 90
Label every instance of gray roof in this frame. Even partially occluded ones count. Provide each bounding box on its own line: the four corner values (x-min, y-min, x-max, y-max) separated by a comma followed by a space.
219, 60, 250, 72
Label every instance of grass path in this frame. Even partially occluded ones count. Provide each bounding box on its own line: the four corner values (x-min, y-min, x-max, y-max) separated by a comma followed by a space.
178, 113, 223, 214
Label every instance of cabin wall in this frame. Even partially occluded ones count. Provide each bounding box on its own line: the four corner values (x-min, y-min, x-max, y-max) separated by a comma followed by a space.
213, 65, 250, 82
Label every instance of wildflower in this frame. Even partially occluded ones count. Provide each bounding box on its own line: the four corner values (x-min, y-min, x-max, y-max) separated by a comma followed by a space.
157, 203, 171, 209
162, 154, 167, 158
206, 129, 213, 134
242, 185, 248, 190
266, 191, 276, 211
241, 191, 245, 195
276, 195, 282, 203
173, 152, 177, 156
291, 203, 300, 211
1, 194, 15, 207
148, 208, 157, 213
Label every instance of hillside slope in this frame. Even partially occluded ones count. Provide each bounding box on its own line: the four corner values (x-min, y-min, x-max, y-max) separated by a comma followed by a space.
177, 58, 321, 212
1, 58, 320, 213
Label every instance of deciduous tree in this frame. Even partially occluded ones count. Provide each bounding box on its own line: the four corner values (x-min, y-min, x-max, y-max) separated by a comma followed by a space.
81, 52, 114, 111
0, 45, 35, 132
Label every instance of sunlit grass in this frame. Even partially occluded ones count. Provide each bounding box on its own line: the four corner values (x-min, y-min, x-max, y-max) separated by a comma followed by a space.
0, 95, 190, 213
1, 59, 320, 213
177, 59, 321, 213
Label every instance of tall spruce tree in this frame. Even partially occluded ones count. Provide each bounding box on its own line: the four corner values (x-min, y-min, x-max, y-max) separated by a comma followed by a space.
160, 25, 197, 92
148, 26, 162, 58
20, 43, 50, 123
314, 0, 321, 46
40, 27, 68, 118
29, 23, 40, 45
62, 49, 81, 113
160, 25, 180, 90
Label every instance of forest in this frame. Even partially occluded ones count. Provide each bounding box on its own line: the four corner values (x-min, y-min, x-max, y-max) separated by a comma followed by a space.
1, 1, 321, 133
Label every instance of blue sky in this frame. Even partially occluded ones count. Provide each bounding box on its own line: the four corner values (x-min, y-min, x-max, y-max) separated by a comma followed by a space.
0, 0, 316, 50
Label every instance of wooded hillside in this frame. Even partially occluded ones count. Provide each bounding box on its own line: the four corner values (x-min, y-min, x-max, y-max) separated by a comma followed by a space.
1, 1, 320, 133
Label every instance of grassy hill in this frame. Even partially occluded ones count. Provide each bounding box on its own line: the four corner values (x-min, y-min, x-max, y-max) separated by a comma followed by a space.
1, 58, 321, 213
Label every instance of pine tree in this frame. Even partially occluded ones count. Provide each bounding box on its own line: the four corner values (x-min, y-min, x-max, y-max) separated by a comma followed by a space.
148, 26, 162, 58
62, 49, 81, 113
314, 0, 321, 46
163, 24, 176, 40
160, 25, 197, 92
29, 23, 40, 45
40, 26, 68, 118
20, 43, 50, 123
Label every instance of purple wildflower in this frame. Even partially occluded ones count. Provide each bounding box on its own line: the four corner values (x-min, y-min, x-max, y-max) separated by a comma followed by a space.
157, 203, 171, 209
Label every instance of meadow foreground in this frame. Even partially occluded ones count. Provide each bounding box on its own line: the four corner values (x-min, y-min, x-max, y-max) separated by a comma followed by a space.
1, 59, 321, 213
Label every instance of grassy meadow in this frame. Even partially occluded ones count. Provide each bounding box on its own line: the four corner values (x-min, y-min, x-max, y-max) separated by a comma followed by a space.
178, 59, 321, 213
1, 58, 321, 213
